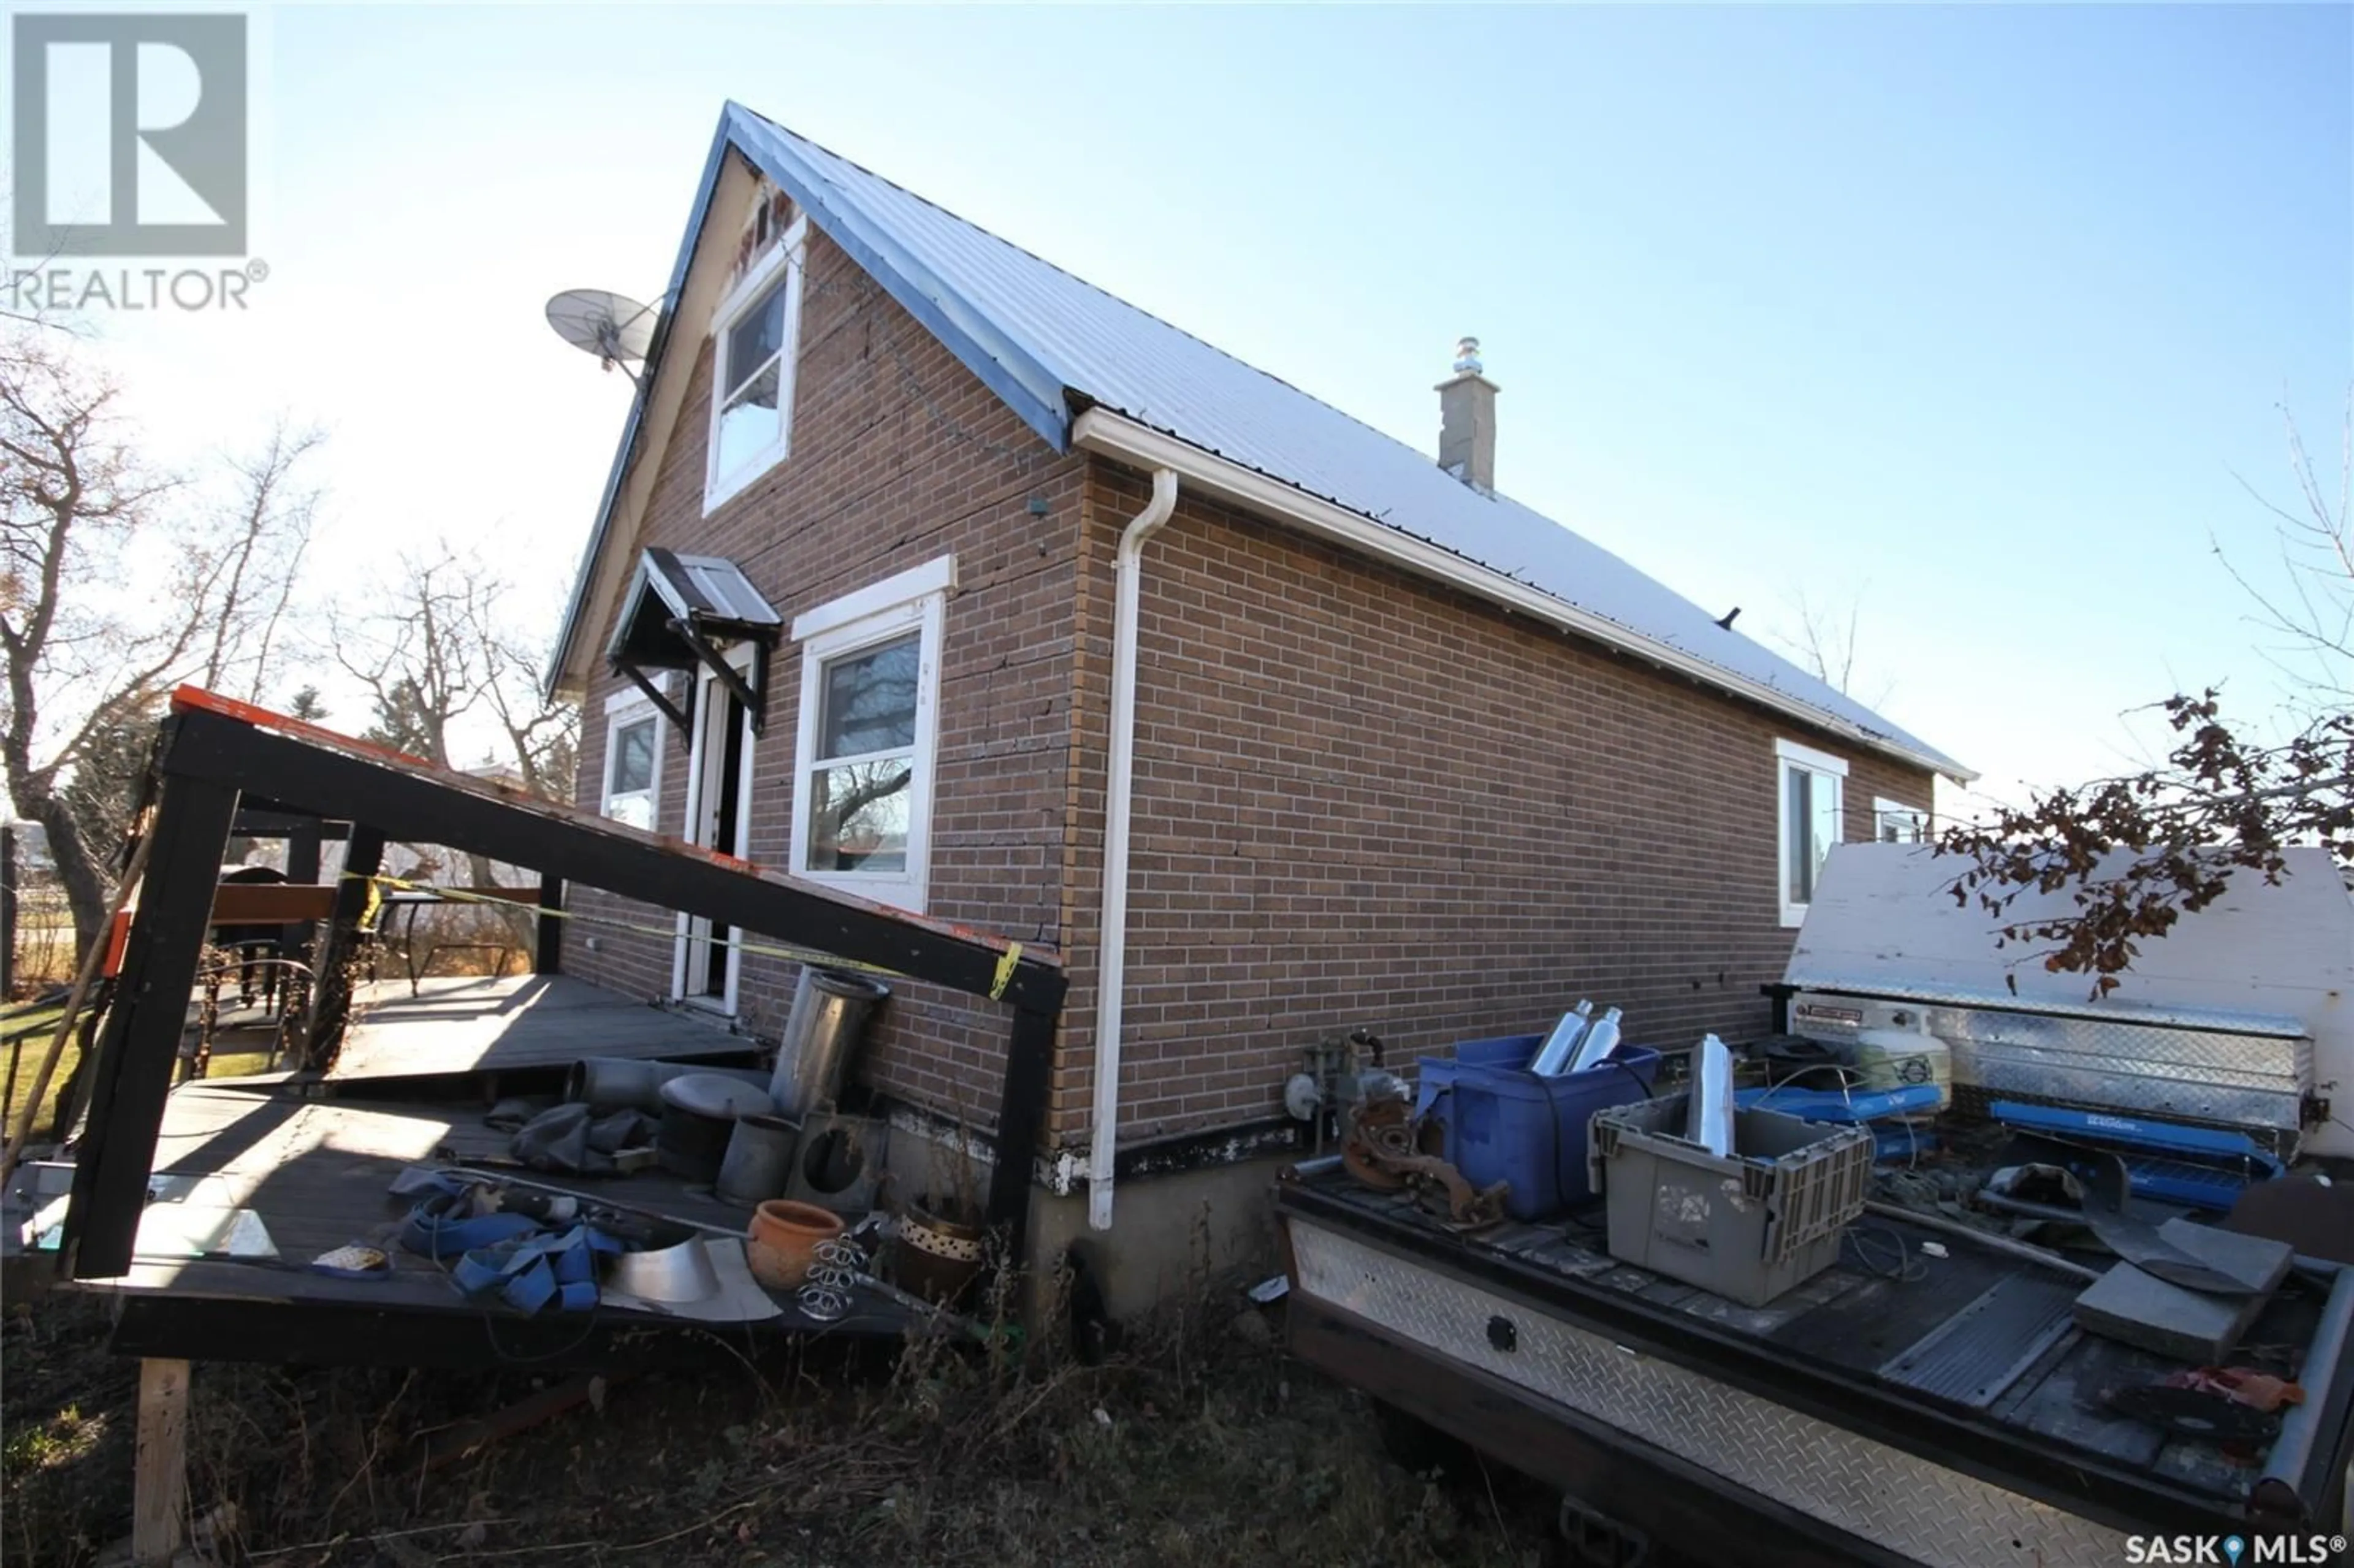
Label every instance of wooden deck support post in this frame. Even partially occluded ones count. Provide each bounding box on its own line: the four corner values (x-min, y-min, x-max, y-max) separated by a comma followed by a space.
131, 1357, 190, 1562
985, 1005, 1058, 1283
60, 771, 240, 1279
302, 826, 385, 1068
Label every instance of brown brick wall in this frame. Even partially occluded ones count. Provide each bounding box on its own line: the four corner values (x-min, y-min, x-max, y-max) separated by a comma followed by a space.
568, 224, 1084, 1130
1054, 462, 1936, 1145
564, 216, 1939, 1165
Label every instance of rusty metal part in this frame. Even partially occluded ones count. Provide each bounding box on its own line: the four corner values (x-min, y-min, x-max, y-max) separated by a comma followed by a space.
1345, 1106, 1509, 1230
1343, 1098, 1412, 1190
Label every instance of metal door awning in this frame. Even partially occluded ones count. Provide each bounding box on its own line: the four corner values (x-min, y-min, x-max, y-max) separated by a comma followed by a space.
604, 548, 783, 734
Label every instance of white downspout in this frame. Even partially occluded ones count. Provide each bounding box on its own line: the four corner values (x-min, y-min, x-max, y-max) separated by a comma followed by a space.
1089, 466, 1179, 1230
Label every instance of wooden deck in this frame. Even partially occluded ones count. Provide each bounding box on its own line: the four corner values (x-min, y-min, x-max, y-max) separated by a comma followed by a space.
18, 1081, 918, 1368
327, 975, 750, 1083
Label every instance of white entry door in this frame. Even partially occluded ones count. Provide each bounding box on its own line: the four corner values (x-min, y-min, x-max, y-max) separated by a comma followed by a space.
674, 649, 755, 1012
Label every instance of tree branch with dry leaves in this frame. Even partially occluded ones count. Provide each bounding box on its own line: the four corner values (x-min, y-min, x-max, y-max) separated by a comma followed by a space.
1936, 692, 2352, 993
1935, 399, 2352, 994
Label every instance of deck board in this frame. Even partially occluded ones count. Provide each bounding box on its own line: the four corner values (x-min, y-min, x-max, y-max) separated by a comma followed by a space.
327, 975, 752, 1083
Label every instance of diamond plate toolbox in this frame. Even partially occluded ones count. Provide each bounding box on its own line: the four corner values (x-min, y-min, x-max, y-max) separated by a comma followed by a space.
1289, 1220, 2131, 1568
1789, 988, 2312, 1135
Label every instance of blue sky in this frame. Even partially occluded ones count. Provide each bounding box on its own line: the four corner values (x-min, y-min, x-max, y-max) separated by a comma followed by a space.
82, 2, 2353, 812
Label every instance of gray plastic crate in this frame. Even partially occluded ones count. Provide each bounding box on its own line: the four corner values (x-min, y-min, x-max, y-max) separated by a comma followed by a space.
1588, 1094, 1875, 1307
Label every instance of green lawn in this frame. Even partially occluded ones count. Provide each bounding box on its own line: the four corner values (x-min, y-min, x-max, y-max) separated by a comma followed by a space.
2, 1001, 278, 1139
2, 1001, 70, 1135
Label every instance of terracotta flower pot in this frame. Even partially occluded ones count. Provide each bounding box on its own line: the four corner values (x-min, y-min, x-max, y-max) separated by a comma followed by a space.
747, 1199, 844, 1290
893, 1197, 986, 1307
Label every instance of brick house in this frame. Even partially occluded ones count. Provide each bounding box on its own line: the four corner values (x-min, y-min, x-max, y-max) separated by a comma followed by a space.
543, 103, 1970, 1309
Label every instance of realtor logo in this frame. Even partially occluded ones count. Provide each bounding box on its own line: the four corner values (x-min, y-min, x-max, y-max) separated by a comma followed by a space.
10, 12, 247, 257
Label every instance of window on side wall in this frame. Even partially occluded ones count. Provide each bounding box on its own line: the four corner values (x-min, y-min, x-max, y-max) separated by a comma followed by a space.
1875, 797, 1931, 845
1775, 738, 1848, 927
789, 557, 955, 913
601, 685, 667, 831
703, 212, 807, 513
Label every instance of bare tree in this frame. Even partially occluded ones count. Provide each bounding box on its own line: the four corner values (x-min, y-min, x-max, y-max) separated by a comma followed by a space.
330, 550, 577, 939
0, 330, 317, 955
195, 423, 320, 702
1940, 400, 2352, 992
1771, 586, 1895, 707
2215, 401, 2354, 712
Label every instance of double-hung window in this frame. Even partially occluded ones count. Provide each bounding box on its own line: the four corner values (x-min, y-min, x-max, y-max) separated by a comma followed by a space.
1875, 798, 1931, 845
704, 211, 807, 512
789, 557, 954, 913
601, 681, 668, 831
1775, 738, 1848, 927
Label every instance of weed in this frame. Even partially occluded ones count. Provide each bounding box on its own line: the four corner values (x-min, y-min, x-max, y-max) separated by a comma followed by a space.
2, 1273, 1538, 1567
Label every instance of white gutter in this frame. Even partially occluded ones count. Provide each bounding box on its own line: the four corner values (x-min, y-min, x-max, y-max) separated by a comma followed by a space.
1088, 466, 1180, 1231
1069, 408, 1973, 784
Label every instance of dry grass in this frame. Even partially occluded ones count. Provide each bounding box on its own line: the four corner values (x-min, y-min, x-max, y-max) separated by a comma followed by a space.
2, 1000, 70, 1135
2, 1004, 280, 1143
12, 888, 82, 992
3, 1274, 1548, 1568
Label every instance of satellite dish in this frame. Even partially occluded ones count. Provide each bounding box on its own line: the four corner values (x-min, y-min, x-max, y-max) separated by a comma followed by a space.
544, 289, 660, 382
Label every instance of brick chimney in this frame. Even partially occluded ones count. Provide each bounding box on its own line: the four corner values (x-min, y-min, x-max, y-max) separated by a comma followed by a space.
1436, 336, 1498, 493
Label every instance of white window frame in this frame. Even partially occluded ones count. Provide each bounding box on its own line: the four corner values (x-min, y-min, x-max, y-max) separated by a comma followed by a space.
1775, 737, 1849, 929
702, 211, 809, 515
789, 556, 955, 914
599, 677, 669, 831
1875, 796, 1931, 845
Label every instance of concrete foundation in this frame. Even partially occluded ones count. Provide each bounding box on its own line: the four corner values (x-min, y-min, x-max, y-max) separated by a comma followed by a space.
1026, 1154, 1291, 1323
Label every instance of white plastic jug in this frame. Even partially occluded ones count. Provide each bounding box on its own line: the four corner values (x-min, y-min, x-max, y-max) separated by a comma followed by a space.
1853, 1027, 1952, 1109
1687, 1033, 1735, 1156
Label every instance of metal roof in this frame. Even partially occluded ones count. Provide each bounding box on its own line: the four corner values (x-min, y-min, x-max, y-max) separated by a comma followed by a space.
553, 103, 1967, 779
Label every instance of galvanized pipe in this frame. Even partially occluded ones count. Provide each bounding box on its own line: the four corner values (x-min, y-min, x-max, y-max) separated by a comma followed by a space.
565, 1056, 769, 1115
1860, 1200, 2104, 1283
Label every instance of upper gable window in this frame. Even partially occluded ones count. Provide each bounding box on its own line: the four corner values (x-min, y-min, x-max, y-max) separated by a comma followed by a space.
704, 205, 808, 514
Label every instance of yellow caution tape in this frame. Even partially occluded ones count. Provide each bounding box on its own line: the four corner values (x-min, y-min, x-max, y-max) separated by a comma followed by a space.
341, 871, 915, 983
990, 942, 1022, 1002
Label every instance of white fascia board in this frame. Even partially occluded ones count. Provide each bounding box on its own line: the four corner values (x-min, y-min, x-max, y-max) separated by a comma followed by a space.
1072, 408, 1973, 784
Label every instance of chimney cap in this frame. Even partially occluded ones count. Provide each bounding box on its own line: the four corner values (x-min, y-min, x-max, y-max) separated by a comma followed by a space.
1452, 336, 1483, 376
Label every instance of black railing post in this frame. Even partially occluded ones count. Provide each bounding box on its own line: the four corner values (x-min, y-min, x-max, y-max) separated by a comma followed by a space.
535, 875, 565, 975
1, 823, 18, 999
